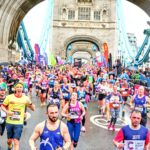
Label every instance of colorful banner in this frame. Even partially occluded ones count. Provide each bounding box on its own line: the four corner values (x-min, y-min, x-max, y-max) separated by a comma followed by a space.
103, 42, 109, 63
34, 44, 40, 64
96, 51, 107, 67
56, 56, 63, 65
49, 53, 56, 66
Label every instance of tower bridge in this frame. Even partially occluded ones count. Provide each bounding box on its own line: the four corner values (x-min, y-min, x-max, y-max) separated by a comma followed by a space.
0, 0, 149, 63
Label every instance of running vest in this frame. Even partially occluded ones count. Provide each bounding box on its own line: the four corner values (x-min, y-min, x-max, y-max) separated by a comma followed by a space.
50, 89, 60, 99
77, 90, 86, 99
68, 101, 81, 123
61, 85, 70, 100
77, 90, 87, 108
122, 125, 148, 150
41, 80, 48, 89
49, 89, 61, 108
134, 95, 147, 114
40, 121, 63, 150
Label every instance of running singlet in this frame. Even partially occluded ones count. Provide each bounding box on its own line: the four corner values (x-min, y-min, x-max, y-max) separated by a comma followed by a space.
61, 85, 70, 100
40, 121, 63, 150
49, 89, 61, 108
3, 94, 31, 125
107, 93, 122, 109
122, 125, 148, 150
134, 95, 146, 114
68, 101, 81, 123
41, 80, 48, 89
77, 90, 87, 108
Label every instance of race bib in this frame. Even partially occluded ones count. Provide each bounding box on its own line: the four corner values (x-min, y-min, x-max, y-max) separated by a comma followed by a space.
53, 99, 59, 103
70, 114, 78, 119
63, 93, 69, 98
80, 98, 85, 102
124, 140, 145, 150
122, 91, 127, 95
112, 103, 119, 108
10, 111, 21, 121
135, 107, 143, 112
49, 98, 59, 103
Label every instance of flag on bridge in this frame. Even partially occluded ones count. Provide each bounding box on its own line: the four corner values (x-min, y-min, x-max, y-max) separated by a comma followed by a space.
49, 53, 56, 66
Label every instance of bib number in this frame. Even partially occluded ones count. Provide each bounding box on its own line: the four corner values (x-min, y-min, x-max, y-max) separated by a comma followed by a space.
124, 140, 145, 150
135, 107, 143, 112
10, 111, 21, 121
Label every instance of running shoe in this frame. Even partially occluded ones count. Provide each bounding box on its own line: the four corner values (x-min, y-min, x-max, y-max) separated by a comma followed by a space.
112, 125, 115, 131
73, 142, 78, 148
7, 143, 13, 150
81, 126, 86, 132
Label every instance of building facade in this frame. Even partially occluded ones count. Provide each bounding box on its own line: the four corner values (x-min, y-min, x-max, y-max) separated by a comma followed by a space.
51, 0, 117, 62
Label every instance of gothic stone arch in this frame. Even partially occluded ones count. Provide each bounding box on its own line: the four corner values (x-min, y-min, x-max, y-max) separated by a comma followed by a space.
0, 0, 44, 62
0, 0, 149, 62
127, 0, 150, 17
64, 35, 102, 58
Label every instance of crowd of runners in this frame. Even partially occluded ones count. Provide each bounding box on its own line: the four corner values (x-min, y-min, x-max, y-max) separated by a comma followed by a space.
0, 61, 150, 150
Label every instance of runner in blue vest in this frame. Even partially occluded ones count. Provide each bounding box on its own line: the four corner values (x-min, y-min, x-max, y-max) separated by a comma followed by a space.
29, 103, 71, 150
130, 86, 150, 126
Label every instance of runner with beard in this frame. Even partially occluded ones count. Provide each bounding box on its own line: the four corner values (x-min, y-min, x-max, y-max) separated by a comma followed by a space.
29, 103, 71, 150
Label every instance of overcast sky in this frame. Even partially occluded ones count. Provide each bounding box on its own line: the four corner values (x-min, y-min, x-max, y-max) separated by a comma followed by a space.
24, 0, 150, 47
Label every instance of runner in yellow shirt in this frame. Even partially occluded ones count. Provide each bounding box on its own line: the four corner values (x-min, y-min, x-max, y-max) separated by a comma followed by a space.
1, 82, 35, 150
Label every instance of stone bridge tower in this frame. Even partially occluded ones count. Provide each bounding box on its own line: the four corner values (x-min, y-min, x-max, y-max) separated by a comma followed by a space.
51, 0, 117, 62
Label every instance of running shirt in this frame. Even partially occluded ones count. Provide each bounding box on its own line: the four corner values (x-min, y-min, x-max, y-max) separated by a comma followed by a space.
77, 90, 86, 99
61, 85, 70, 100
106, 93, 122, 109
134, 95, 147, 114
3, 94, 31, 125
114, 125, 149, 150
68, 101, 81, 123
41, 80, 48, 90
77, 90, 87, 108
40, 120, 63, 150
120, 84, 129, 97
49, 89, 61, 108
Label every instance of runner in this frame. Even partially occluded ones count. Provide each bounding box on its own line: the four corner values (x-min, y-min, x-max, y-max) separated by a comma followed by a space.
61, 92, 85, 149
1, 82, 35, 150
0, 85, 7, 137
77, 83, 87, 132
106, 85, 123, 131
48, 80, 62, 109
61, 77, 71, 108
29, 103, 71, 150
113, 110, 150, 150
130, 86, 150, 126
39, 75, 49, 106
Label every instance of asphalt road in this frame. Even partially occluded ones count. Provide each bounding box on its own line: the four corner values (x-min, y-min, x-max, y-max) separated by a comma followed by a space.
0, 94, 149, 150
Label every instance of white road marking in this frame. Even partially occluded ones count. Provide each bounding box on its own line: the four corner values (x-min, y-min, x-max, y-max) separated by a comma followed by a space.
90, 115, 128, 131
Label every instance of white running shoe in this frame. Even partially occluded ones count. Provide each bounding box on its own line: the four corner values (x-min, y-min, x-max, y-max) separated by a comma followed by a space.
81, 126, 86, 132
